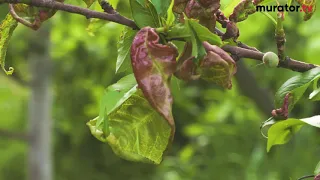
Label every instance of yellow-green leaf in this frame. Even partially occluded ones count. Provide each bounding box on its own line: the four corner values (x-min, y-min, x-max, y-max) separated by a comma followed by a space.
0, 14, 18, 75
87, 87, 172, 164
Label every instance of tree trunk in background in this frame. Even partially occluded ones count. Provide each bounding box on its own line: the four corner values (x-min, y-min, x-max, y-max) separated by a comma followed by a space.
28, 24, 53, 180
235, 61, 274, 116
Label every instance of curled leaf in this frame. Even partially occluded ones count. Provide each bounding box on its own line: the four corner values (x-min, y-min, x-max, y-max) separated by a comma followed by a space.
0, 14, 18, 75
297, 0, 317, 21
174, 42, 200, 81
200, 42, 237, 89
229, 0, 256, 22
130, 27, 178, 138
10, 3, 61, 30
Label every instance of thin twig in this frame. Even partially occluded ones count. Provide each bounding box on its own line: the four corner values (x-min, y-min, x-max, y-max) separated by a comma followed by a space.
222, 45, 319, 72
2, 0, 139, 29
9, 4, 40, 30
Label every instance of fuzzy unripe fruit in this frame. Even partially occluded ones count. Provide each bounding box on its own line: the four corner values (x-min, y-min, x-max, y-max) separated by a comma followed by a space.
263, 52, 279, 68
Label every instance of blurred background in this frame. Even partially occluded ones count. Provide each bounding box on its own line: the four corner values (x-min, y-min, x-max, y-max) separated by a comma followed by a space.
0, 0, 319, 179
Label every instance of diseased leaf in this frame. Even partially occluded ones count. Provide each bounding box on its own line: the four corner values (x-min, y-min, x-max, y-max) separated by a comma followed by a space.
87, 87, 172, 164
130, 27, 177, 137
229, 0, 255, 22
116, 28, 137, 73
200, 42, 237, 89
0, 14, 18, 75
275, 67, 320, 112
297, 0, 317, 21
267, 119, 304, 152
130, 0, 160, 28
11, 3, 61, 30
174, 42, 201, 81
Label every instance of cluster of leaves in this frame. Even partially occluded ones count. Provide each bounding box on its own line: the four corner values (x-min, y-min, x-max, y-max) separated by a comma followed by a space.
88, 0, 237, 164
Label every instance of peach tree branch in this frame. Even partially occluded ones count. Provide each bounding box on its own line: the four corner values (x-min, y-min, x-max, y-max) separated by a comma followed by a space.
0, 0, 318, 72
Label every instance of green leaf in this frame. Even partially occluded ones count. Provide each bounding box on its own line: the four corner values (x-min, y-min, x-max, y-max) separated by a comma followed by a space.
267, 119, 305, 152
87, 88, 172, 164
315, 161, 320, 175
260, 12, 277, 26
309, 78, 320, 101
96, 74, 137, 131
300, 115, 320, 128
130, 0, 160, 28
274, 67, 320, 112
166, 0, 175, 27
187, 19, 222, 46
0, 14, 17, 75
267, 115, 320, 152
116, 28, 137, 73
260, 0, 277, 5
151, 0, 171, 16
86, 19, 108, 36
310, 88, 320, 101
83, 0, 97, 7
185, 19, 207, 63
221, 0, 241, 18
167, 23, 191, 39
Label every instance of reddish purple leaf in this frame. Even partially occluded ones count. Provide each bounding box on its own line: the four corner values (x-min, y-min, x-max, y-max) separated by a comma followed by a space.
130, 27, 178, 138
174, 42, 200, 81
200, 42, 237, 89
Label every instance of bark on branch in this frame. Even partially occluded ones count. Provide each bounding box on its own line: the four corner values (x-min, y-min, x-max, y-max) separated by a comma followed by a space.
1, 0, 139, 29
222, 45, 319, 72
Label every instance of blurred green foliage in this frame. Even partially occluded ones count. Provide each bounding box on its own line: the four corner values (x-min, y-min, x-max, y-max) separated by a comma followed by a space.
0, 0, 319, 179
